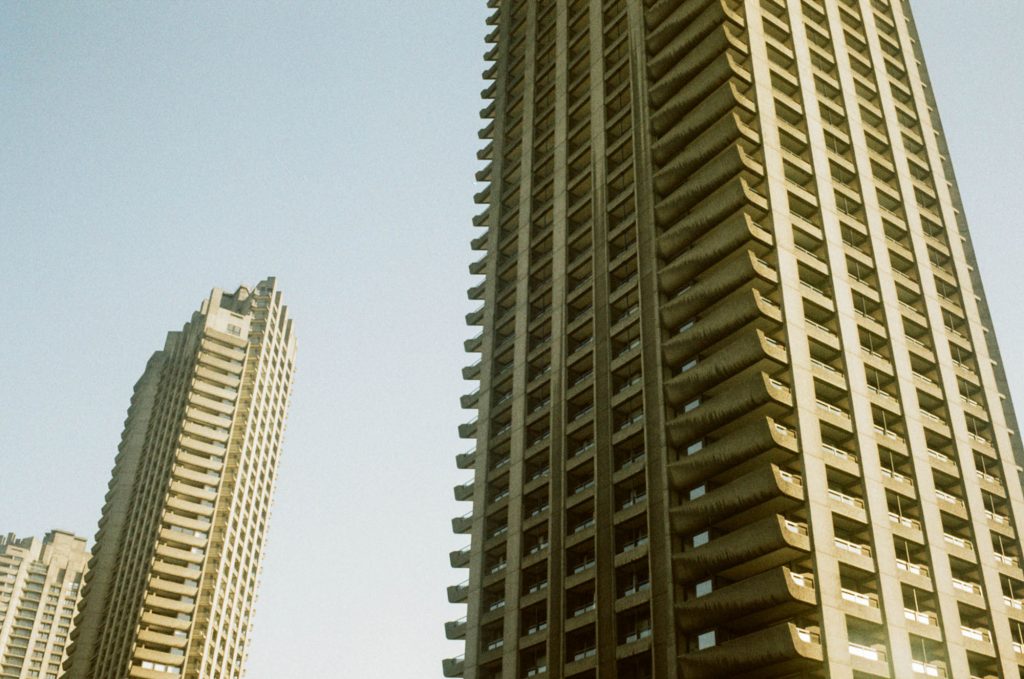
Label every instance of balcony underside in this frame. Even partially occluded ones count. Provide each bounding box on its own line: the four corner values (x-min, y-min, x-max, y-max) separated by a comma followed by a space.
673, 514, 810, 582
669, 463, 802, 535
676, 566, 816, 634
668, 416, 797, 489
662, 288, 780, 366
665, 372, 791, 446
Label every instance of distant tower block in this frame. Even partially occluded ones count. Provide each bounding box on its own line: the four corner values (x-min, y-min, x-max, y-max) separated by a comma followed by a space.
65, 278, 296, 679
0, 531, 89, 679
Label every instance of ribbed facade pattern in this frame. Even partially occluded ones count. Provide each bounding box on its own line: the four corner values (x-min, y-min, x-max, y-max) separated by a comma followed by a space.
446, 1, 1024, 678
65, 278, 296, 679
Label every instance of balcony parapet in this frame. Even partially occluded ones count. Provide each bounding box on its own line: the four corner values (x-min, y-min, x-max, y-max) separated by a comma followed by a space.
664, 329, 785, 406
668, 417, 797, 489
449, 546, 470, 568
675, 566, 815, 633
445, 616, 467, 640
447, 581, 468, 604
662, 288, 781, 366
670, 463, 802, 535
646, 0, 724, 57
673, 514, 810, 582
678, 622, 823, 679
442, 655, 465, 678
659, 212, 770, 290
457, 419, 477, 439
661, 251, 776, 331
655, 146, 764, 228
453, 480, 474, 502
451, 511, 473, 534
665, 372, 791, 446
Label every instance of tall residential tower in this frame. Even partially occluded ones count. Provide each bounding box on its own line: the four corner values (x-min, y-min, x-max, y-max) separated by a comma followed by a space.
0, 531, 88, 679
66, 278, 296, 679
445, 2, 1024, 678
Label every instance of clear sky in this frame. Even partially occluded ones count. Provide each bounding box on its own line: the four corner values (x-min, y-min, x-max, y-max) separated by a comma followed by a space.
1, 2, 1021, 677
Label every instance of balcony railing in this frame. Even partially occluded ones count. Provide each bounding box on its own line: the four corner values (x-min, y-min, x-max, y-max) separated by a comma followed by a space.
841, 588, 878, 608
835, 537, 870, 556
952, 578, 981, 595
896, 558, 929, 577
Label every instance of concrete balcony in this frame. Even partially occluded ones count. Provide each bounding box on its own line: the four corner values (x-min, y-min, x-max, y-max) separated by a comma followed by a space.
178, 436, 226, 462
654, 167, 763, 250
673, 515, 810, 582
454, 480, 474, 502
665, 372, 791, 447
148, 576, 198, 599
664, 329, 785, 406
474, 184, 492, 204
462, 359, 482, 380
151, 559, 201, 582
452, 511, 473, 534
655, 146, 764, 228
475, 163, 492, 183
458, 418, 478, 439
662, 288, 780, 367
675, 567, 816, 634
668, 417, 797, 489
171, 463, 220, 489
141, 610, 191, 632
460, 389, 480, 409
130, 666, 179, 679
659, 212, 772, 292
165, 496, 214, 519
144, 593, 193, 615
158, 528, 205, 550
670, 463, 803, 535
133, 647, 185, 671
445, 616, 467, 640
455, 448, 476, 470
470, 231, 489, 252
442, 655, 465, 678
162, 510, 211, 534
678, 622, 823, 679
659, 251, 770, 331
175, 450, 223, 474
447, 580, 469, 604
646, 0, 733, 67
650, 48, 754, 138
137, 627, 188, 649
449, 546, 470, 568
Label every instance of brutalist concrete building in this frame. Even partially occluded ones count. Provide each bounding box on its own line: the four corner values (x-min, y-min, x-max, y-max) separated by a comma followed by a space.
444, 1, 1024, 678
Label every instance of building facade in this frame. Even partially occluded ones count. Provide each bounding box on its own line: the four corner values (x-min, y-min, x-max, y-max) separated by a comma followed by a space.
65, 278, 296, 679
0, 531, 88, 679
445, 1, 1024, 678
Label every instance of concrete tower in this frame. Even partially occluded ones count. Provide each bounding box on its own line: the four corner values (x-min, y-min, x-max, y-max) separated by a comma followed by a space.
0, 531, 88, 679
445, 2, 1024, 678
66, 278, 296, 679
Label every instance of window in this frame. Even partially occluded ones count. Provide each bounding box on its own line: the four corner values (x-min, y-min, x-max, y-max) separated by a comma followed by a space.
697, 630, 716, 650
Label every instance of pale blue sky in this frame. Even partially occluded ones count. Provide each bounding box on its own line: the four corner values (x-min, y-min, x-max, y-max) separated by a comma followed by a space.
0, 2, 1021, 677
